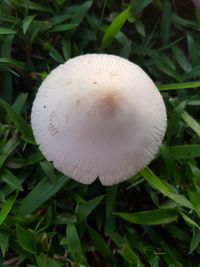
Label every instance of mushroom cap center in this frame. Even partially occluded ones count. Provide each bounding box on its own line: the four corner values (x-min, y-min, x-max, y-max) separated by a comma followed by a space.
95, 88, 122, 119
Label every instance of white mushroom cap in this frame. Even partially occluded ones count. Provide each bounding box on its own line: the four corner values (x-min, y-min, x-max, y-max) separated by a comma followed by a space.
192, 0, 200, 10
31, 54, 167, 186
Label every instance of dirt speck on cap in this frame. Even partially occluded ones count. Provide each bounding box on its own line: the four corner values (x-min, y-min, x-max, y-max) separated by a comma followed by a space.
49, 111, 59, 136
65, 80, 72, 85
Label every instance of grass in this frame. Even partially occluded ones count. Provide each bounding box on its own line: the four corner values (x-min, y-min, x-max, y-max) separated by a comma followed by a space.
0, 0, 200, 266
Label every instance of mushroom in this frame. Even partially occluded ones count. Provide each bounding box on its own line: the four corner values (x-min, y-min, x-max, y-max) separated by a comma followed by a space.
31, 54, 167, 186
192, 0, 200, 10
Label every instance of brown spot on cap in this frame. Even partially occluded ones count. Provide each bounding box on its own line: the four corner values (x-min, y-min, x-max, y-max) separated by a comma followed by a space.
66, 80, 72, 85
97, 89, 122, 119
76, 99, 80, 107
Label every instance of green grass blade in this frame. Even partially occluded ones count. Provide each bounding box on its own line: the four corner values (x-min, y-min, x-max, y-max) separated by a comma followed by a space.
181, 213, 200, 230
141, 168, 193, 209
36, 253, 60, 267
101, 7, 130, 49
181, 111, 200, 137
168, 145, 200, 159
1, 100, 35, 144
105, 185, 117, 218
77, 195, 104, 222
0, 233, 9, 257
158, 81, 200, 91
12, 93, 28, 114
119, 244, 145, 267
0, 58, 30, 70
0, 27, 16, 35
16, 225, 36, 255
160, 1, 171, 45
87, 225, 115, 265
189, 229, 200, 254
17, 176, 69, 216
50, 23, 78, 32
0, 168, 23, 191
0, 194, 16, 225
159, 240, 184, 267
114, 209, 178, 225
0, 134, 19, 168
188, 189, 200, 216
66, 224, 85, 264
40, 161, 56, 182
24, 151, 44, 166
22, 15, 36, 34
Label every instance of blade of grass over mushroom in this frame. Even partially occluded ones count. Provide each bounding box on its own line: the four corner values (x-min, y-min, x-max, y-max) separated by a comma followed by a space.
17, 175, 69, 216
158, 81, 200, 91
101, 7, 130, 49
181, 111, 200, 137
0, 194, 17, 225
114, 209, 178, 225
1, 100, 35, 144
140, 168, 193, 209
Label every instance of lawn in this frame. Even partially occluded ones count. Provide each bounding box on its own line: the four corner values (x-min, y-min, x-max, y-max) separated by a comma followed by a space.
0, 0, 200, 266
